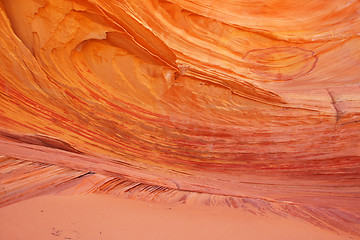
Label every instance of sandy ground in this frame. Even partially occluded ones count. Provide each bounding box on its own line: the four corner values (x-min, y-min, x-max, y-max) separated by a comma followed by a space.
0, 194, 352, 240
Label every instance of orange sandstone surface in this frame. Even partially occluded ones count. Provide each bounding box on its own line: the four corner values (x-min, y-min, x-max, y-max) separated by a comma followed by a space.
0, 0, 359, 239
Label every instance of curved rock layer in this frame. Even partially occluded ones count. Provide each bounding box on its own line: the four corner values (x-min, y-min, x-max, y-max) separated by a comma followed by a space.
0, 0, 359, 237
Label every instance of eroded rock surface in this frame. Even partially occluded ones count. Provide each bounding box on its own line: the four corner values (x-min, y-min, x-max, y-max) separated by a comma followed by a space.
0, 0, 359, 237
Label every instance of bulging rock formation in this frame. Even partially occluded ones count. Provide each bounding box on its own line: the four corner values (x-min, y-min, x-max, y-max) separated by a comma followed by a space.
0, 0, 359, 237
